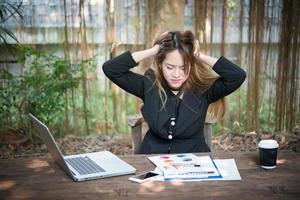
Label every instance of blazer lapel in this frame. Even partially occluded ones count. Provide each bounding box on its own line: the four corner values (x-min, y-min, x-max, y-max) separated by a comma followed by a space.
175, 91, 203, 131
156, 97, 174, 133
141, 91, 171, 135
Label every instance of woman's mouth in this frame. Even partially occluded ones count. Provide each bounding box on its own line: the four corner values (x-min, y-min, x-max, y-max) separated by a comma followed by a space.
171, 79, 181, 84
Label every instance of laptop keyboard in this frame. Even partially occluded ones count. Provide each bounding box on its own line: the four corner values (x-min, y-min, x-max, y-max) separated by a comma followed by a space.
65, 156, 105, 175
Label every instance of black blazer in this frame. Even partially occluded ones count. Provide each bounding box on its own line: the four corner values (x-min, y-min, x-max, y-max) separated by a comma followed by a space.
103, 51, 246, 154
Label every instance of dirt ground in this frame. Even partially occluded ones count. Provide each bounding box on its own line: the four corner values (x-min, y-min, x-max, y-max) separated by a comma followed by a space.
0, 125, 299, 159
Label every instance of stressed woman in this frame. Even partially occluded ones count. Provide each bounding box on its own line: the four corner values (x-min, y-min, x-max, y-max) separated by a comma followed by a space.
103, 31, 246, 154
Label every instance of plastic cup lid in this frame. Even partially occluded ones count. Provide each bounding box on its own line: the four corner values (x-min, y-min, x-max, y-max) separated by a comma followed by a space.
258, 139, 279, 149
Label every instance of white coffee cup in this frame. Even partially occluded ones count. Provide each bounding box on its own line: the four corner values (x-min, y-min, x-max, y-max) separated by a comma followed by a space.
258, 139, 279, 169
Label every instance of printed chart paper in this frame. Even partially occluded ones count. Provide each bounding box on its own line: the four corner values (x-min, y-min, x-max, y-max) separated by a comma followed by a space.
148, 154, 222, 180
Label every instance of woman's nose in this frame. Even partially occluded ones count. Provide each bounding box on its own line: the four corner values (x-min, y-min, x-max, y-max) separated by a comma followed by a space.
173, 68, 180, 77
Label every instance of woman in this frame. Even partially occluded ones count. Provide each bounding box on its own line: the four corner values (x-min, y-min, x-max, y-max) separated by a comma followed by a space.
103, 31, 246, 154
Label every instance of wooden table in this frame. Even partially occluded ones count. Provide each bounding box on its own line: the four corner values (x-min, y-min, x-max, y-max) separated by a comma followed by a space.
0, 151, 299, 200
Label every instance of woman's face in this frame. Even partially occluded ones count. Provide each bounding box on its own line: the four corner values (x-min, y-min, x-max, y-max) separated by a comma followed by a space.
161, 49, 190, 92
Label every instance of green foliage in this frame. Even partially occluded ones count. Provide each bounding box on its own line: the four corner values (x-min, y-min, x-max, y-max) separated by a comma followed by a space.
0, 69, 19, 125
0, 45, 97, 136
19, 46, 80, 123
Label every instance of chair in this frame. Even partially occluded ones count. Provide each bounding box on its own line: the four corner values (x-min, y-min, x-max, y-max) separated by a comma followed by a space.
127, 114, 216, 154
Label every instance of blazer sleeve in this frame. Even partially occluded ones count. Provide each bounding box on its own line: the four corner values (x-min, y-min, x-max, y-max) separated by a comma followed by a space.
206, 56, 246, 103
102, 51, 148, 99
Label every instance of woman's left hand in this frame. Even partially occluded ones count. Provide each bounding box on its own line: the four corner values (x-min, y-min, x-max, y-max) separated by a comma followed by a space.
193, 40, 217, 67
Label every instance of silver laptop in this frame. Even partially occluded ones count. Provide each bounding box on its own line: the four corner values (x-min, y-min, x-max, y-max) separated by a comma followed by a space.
29, 114, 136, 182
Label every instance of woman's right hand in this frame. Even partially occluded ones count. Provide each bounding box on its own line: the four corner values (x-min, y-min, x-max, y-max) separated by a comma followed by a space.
132, 44, 160, 63
151, 44, 160, 55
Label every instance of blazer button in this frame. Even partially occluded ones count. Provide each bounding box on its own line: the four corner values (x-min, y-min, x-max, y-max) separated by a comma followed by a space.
171, 121, 175, 126
168, 135, 173, 140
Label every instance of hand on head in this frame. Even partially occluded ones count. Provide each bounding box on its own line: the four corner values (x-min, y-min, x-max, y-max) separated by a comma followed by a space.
193, 39, 201, 58
151, 31, 170, 54
152, 44, 160, 54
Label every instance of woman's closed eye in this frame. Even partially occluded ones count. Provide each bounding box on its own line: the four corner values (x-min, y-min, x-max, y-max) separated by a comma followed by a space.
165, 66, 186, 72
166, 64, 175, 70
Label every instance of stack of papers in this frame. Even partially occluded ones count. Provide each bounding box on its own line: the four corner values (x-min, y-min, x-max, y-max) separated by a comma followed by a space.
148, 154, 241, 182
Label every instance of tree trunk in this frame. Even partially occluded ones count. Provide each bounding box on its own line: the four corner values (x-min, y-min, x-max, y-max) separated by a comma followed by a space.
79, 0, 90, 135
104, 0, 116, 134
70, 0, 79, 135
63, 0, 70, 136
220, 0, 227, 56
253, 0, 264, 131
236, 0, 244, 124
246, 0, 255, 131
209, 0, 214, 55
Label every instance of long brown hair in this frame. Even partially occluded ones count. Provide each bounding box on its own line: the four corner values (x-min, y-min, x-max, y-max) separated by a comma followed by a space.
152, 30, 227, 120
